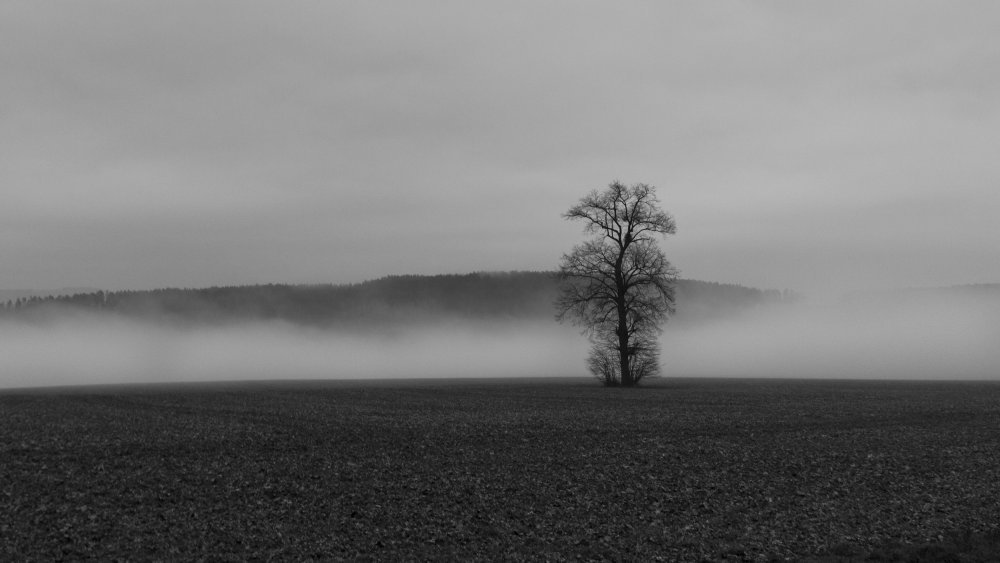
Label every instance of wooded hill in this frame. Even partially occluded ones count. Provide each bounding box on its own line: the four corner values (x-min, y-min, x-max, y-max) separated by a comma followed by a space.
1, 272, 795, 327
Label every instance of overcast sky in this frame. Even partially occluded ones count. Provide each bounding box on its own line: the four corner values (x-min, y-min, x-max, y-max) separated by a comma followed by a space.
3, 1, 998, 295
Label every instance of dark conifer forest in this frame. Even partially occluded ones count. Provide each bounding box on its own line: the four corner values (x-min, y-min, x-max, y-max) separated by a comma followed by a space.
0, 272, 796, 327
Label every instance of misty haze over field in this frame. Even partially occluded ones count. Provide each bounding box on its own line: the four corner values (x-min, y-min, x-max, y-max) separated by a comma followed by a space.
662, 291, 1000, 381
2, 278, 997, 389
0, 317, 586, 389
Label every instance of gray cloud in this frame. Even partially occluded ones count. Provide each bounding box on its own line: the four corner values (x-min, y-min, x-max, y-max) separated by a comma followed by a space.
2, 1, 999, 293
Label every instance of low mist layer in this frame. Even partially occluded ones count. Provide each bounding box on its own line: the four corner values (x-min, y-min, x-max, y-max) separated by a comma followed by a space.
663, 292, 1000, 380
0, 318, 586, 390
1, 289, 997, 389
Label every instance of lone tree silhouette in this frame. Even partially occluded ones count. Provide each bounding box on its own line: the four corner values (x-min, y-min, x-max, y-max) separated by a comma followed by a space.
556, 181, 678, 386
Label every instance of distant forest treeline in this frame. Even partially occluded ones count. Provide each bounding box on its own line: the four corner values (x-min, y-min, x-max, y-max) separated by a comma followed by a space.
0, 272, 797, 327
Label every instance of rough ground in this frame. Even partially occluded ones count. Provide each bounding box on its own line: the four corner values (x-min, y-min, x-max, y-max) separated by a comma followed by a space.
2, 377, 999, 561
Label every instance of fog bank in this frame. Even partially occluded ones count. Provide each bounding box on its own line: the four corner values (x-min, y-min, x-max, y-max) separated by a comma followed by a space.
663, 293, 1000, 380
2, 291, 998, 390
0, 318, 586, 390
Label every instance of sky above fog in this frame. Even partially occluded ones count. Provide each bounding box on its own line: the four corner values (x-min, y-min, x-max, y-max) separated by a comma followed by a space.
4, 1, 999, 295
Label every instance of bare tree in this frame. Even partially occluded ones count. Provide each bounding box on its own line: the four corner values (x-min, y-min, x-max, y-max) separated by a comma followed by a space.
556, 181, 678, 386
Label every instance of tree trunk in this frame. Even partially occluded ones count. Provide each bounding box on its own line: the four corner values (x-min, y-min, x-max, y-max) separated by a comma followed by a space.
614, 245, 632, 387
617, 319, 631, 386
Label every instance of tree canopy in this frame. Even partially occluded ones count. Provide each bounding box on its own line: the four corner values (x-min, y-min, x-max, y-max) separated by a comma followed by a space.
556, 181, 678, 386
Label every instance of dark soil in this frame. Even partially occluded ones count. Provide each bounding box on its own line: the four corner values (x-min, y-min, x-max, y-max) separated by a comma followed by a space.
2, 377, 999, 561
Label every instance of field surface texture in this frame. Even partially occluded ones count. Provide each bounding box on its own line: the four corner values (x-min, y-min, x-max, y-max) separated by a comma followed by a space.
2, 378, 999, 561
